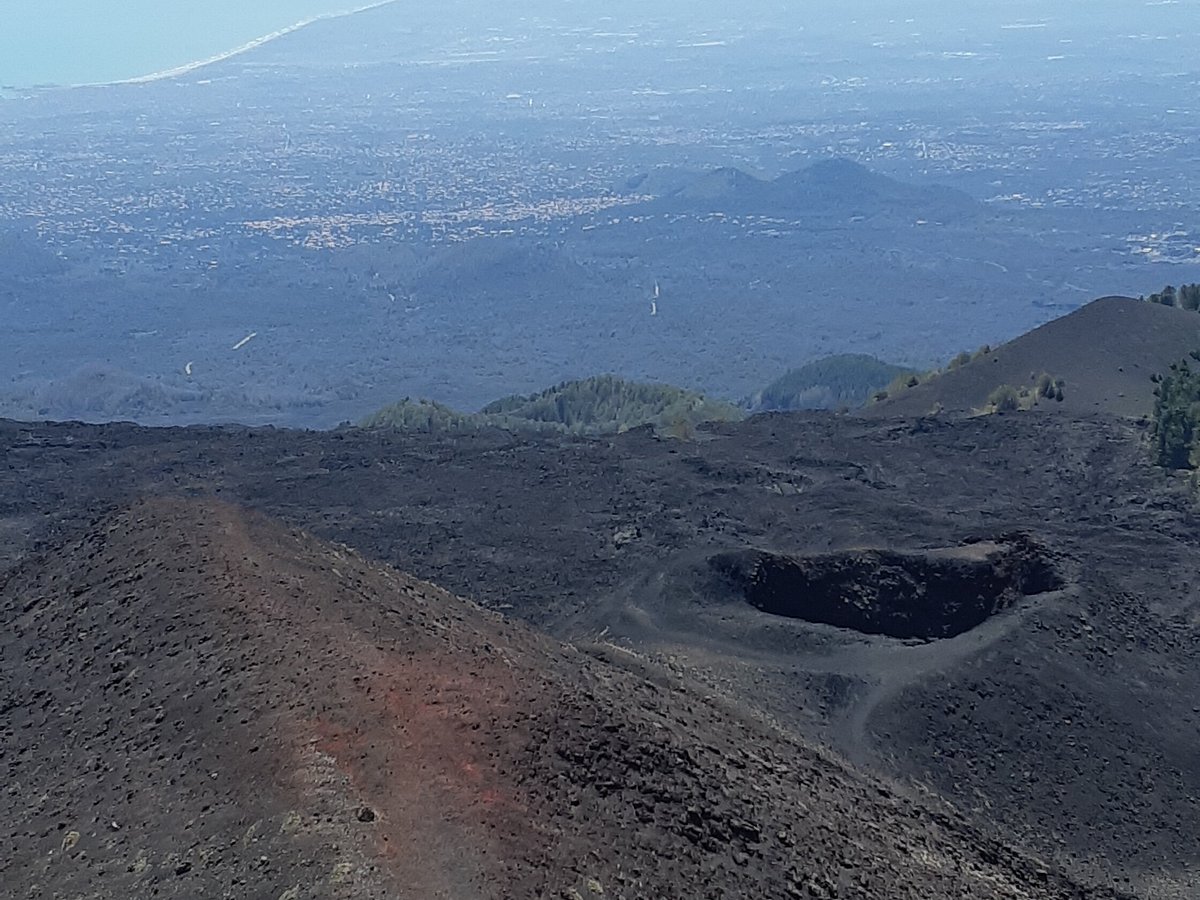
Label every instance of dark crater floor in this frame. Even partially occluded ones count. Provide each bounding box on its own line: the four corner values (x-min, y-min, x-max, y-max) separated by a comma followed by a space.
711, 535, 1063, 640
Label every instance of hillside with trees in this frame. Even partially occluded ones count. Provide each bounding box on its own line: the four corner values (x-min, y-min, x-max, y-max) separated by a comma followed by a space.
751, 354, 914, 412
1145, 284, 1200, 310
1151, 351, 1200, 469
866, 296, 1200, 419
362, 375, 745, 437
1144, 286, 1200, 468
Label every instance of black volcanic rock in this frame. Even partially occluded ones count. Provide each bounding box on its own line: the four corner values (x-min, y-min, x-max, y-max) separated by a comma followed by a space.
0, 497, 1118, 899
0, 398, 1196, 894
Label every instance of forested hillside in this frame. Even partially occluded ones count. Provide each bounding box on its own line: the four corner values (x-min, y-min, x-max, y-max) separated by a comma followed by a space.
362, 375, 745, 436
751, 354, 913, 411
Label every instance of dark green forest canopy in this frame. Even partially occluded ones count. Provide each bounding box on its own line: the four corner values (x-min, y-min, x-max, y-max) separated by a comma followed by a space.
751, 354, 914, 412
1151, 351, 1200, 469
1144, 286, 1200, 467
361, 375, 745, 436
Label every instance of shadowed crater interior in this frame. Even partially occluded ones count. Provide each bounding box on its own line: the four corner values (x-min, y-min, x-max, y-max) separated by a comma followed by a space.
711, 535, 1062, 640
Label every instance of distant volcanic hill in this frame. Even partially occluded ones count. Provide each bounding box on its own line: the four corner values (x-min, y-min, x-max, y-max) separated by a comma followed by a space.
868, 295, 1200, 418
662, 165, 769, 203
0, 498, 1121, 899
772, 158, 978, 215
632, 158, 980, 221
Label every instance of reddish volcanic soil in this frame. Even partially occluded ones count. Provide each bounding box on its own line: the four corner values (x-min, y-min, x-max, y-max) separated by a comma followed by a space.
1, 497, 1122, 899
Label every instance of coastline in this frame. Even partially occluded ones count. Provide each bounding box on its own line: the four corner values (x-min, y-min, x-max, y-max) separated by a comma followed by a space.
53, 0, 399, 91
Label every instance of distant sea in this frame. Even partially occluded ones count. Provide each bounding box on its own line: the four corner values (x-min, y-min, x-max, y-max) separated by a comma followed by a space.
0, 1, 380, 88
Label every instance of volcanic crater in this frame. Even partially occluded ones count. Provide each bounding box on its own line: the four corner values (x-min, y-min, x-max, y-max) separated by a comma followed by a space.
711, 535, 1063, 640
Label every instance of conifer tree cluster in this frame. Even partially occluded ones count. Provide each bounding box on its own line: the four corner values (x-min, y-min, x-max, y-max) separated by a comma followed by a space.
1151, 351, 1200, 468
360, 375, 745, 437
1145, 284, 1200, 310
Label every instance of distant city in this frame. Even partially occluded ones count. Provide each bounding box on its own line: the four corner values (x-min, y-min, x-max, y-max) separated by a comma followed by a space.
0, 0, 1196, 424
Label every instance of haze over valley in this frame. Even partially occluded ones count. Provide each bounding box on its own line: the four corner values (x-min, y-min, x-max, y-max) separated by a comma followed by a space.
1, 0, 1197, 424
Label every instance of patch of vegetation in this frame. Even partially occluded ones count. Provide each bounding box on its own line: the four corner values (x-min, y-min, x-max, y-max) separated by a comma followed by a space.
1144, 284, 1200, 311
986, 384, 1022, 412
870, 368, 935, 404
359, 398, 512, 433
1033, 372, 1065, 402
752, 354, 914, 411
1151, 351, 1200, 469
361, 375, 746, 437
980, 373, 1064, 414
946, 351, 972, 370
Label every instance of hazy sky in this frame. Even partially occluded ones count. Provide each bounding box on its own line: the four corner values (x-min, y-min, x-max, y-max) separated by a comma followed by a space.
0, 1, 381, 87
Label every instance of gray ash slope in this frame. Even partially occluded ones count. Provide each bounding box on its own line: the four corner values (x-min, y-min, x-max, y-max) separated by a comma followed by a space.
1, 408, 1198, 895
0, 497, 1116, 900
868, 296, 1200, 418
